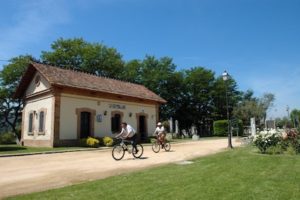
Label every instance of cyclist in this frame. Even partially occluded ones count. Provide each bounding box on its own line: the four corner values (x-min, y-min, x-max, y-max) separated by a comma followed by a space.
154, 122, 166, 146
115, 122, 138, 153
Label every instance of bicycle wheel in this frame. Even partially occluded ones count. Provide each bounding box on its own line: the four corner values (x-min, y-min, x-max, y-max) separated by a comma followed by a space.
152, 141, 160, 153
112, 145, 125, 160
132, 144, 144, 158
164, 142, 171, 152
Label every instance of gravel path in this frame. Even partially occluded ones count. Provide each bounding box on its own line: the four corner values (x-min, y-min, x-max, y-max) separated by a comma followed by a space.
0, 138, 241, 199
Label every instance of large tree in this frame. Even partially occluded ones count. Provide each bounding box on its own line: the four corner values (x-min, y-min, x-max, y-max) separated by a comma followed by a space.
233, 92, 275, 127
123, 56, 177, 119
211, 76, 241, 120
0, 55, 35, 139
41, 38, 125, 78
181, 67, 216, 135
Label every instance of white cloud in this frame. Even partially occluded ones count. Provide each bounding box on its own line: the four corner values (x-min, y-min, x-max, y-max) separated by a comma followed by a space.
0, 0, 70, 60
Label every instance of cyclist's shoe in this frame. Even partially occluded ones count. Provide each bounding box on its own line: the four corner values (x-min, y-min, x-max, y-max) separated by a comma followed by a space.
134, 149, 139, 154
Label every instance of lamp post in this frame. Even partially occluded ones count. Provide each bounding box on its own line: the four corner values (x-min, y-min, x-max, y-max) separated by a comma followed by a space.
222, 70, 233, 149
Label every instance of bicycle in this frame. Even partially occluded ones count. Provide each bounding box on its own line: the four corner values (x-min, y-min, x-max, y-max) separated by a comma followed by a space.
152, 137, 171, 153
112, 138, 144, 161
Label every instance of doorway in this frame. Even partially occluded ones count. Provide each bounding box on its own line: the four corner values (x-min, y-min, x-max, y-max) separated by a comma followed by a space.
80, 112, 91, 138
139, 115, 147, 140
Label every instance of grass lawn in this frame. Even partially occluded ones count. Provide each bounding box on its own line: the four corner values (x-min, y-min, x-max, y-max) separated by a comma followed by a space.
0, 145, 88, 155
7, 146, 300, 200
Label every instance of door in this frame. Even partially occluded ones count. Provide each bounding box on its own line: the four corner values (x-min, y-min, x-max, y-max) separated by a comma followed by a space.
139, 115, 147, 140
80, 112, 91, 138
111, 113, 121, 133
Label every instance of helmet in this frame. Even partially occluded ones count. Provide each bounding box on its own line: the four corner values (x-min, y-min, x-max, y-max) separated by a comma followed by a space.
157, 122, 162, 126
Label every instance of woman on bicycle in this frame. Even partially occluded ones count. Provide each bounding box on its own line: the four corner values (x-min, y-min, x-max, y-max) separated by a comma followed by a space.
154, 122, 166, 146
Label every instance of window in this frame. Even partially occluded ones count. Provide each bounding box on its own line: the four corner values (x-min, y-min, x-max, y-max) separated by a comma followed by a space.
111, 113, 121, 133
28, 113, 33, 133
39, 111, 45, 133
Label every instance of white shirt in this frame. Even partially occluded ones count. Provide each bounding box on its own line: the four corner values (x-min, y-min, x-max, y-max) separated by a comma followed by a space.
119, 125, 136, 138
154, 126, 165, 135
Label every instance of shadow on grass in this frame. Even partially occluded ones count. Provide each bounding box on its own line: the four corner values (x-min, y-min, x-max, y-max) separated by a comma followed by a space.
0, 146, 27, 151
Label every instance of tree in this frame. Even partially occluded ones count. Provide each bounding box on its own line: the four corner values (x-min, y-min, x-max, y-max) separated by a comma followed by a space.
41, 38, 125, 78
211, 76, 241, 120
259, 93, 275, 122
233, 92, 275, 127
123, 56, 177, 119
290, 109, 300, 128
275, 117, 293, 129
181, 67, 216, 135
0, 55, 36, 140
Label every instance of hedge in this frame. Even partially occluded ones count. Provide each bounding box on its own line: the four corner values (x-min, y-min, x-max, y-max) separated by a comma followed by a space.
213, 120, 243, 137
213, 120, 229, 136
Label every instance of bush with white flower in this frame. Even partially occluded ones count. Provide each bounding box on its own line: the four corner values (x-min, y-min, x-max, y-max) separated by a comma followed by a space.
253, 130, 282, 153
253, 129, 300, 154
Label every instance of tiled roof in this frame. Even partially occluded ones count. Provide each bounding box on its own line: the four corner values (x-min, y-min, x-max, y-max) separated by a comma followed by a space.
14, 62, 166, 103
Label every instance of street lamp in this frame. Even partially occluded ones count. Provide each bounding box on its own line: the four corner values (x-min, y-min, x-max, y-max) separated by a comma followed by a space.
222, 70, 233, 149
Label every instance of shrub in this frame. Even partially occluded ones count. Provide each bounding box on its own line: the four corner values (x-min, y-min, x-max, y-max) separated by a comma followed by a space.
286, 144, 297, 155
253, 131, 282, 153
79, 138, 88, 147
162, 120, 170, 132
282, 129, 300, 153
80, 137, 100, 147
213, 120, 229, 136
0, 132, 16, 144
103, 136, 114, 147
86, 137, 100, 147
266, 144, 283, 155
253, 129, 300, 155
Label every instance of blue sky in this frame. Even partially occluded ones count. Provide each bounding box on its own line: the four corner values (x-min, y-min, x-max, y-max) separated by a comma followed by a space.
1, 0, 300, 118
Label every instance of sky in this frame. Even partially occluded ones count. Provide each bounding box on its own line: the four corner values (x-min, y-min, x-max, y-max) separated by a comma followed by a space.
0, 0, 300, 119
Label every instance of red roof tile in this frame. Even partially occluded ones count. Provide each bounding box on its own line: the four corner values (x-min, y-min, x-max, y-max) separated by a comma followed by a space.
14, 63, 166, 103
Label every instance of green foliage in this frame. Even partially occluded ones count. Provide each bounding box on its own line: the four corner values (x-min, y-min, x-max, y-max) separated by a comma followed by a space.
0, 132, 16, 144
123, 55, 177, 120
265, 144, 283, 155
275, 117, 289, 129
41, 38, 125, 78
290, 109, 300, 128
233, 92, 275, 127
0, 37, 274, 139
253, 131, 282, 153
286, 144, 297, 155
161, 120, 170, 132
254, 129, 300, 154
213, 120, 229, 136
79, 138, 87, 147
0, 55, 35, 136
212, 77, 241, 120
281, 129, 300, 153
103, 136, 114, 147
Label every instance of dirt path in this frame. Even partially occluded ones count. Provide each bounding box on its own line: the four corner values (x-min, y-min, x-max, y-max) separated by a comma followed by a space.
0, 138, 241, 199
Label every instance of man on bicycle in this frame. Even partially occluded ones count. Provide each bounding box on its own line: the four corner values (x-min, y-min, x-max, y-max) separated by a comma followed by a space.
115, 122, 138, 153
154, 122, 166, 146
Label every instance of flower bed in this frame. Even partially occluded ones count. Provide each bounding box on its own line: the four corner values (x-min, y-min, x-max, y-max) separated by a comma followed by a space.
253, 129, 300, 154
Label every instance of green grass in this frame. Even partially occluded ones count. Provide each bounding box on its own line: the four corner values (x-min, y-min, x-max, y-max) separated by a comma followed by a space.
0, 145, 87, 155
7, 146, 300, 200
